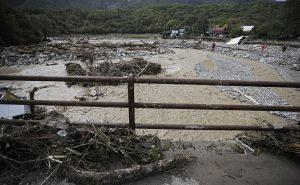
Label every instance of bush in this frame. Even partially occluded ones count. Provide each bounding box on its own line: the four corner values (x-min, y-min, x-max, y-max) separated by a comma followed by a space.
229, 27, 243, 38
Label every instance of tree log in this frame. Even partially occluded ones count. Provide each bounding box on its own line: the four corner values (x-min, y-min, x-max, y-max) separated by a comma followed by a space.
68, 154, 191, 185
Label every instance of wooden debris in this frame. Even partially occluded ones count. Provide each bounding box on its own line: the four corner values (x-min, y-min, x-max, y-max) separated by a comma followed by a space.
0, 124, 162, 171
237, 131, 300, 157
136, 61, 150, 77
233, 88, 259, 105
288, 143, 300, 152
68, 154, 191, 185
65, 58, 161, 86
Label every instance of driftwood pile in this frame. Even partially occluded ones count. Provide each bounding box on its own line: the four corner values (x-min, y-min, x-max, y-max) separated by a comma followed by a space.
17, 42, 159, 62
65, 63, 86, 76
89, 57, 162, 77
0, 121, 190, 184
0, 40, 164, 67
65, 63, 88, 87
237, 131, 300, 157
65, 57, 162, 86
0, 124, 162, 169
18, 42, 158, 55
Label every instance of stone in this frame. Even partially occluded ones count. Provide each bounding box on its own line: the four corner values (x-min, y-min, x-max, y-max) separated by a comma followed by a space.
259, 58, 266, 63
292, 64, 300, 71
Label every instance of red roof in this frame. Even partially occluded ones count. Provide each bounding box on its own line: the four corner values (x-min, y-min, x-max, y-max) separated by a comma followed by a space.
212, 27, 227, 33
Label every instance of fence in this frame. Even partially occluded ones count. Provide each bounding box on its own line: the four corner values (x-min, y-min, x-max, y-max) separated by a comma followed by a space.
0, 75, 300, 131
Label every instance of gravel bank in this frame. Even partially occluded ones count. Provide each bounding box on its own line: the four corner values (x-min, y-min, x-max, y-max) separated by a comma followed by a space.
196, 54, 299, 121
200, 41, 300, 82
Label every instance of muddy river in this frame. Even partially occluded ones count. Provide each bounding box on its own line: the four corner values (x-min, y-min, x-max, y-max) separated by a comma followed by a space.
0, 37, 299, 141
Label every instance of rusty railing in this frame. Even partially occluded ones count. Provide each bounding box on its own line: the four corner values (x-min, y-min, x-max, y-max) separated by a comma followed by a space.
0, 75, 300, 131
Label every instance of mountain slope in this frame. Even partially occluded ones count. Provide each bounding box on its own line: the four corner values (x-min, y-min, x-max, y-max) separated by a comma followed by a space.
7, 0, 257, 9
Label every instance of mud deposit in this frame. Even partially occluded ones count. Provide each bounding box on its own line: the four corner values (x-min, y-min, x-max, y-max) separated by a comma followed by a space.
0, 36, 299, 141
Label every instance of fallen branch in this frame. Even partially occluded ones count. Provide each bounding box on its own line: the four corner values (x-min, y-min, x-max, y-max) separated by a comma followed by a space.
136, 62, 150, 77
140, 40, 149, 45
27, 85, 55, 94
108, 58, 120, 73
68, 154, 191, 185
233, 88, 259, 105
235, 138, 255, 153
0, 152, 47, 165
237, 131, 300, 157
47, 155, 67, 164
40, 164, 61, 185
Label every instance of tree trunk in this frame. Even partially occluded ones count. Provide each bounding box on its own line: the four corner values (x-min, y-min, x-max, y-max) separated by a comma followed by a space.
68, 154, 191, 185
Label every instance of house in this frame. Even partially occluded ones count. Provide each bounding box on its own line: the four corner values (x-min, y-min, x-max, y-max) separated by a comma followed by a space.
170, 30, 179, 38
178, 29, 186, 37
241, 25, 255, 39
167, 28, 188, 39
207, 26, 229, 38
241, 25, 255, 32
0, 91, 31, 119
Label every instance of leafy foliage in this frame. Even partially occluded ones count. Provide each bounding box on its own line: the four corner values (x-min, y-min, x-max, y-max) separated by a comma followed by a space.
0, 0, 299, 46
7, 0, 257, 9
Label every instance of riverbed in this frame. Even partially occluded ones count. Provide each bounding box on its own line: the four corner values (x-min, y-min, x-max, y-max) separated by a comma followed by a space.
0, 36, 299, 141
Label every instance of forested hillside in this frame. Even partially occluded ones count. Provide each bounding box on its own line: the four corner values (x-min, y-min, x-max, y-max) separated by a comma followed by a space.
0, 0, 299, 46
8, 0, 257, 9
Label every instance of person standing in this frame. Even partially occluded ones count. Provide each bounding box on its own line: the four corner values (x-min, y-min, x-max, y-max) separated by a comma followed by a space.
211, 42, 216, 51
282, 45, 287, 53
261, 43, 267, 52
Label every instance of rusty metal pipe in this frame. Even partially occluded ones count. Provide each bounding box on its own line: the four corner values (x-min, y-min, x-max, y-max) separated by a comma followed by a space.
128, 74, 135, 130
0, 75, 128, 83
29, 87, 38, 118
1, 75, 300, 88
134, 102, 300, 112
1, 100, 300, 112
0, 99, 128, 108
134, 78, 300, 88
1, 119, 299, 131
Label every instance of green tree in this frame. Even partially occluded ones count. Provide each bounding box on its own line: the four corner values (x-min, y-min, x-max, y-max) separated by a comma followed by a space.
192, 15, 209, 35
166, 19, 180, 30
229, 27, 243, 38
0, 0, 23, 46
282, 0, 300, 38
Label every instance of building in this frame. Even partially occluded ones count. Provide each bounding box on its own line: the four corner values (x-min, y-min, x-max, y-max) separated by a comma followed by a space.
170, 30, 179, 38
207, 26, 229, 38
241, 25, 255, 39
171, 29, 188, 38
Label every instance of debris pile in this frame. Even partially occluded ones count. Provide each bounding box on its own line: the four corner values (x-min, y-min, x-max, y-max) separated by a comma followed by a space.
65, 63, 86, 76
65, 58, 162, 86
89, 57, 162, 77
0, 122, 186, 184
0, 41, 171, 67
65, 63, 88, 87
237, 131, 300, 157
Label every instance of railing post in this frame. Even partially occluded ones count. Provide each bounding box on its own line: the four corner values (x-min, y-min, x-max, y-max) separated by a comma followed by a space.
128, 73, 135, 130
29, 87, 38, 118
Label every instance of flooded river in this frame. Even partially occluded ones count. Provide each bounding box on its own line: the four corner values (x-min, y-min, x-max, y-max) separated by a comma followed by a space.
0, 37, 299, 141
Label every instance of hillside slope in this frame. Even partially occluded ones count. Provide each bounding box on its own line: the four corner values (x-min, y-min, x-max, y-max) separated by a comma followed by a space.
7, 0, 257, 9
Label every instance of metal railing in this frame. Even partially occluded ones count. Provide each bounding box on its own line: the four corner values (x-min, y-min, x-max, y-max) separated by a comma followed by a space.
1, 75, 300, 131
